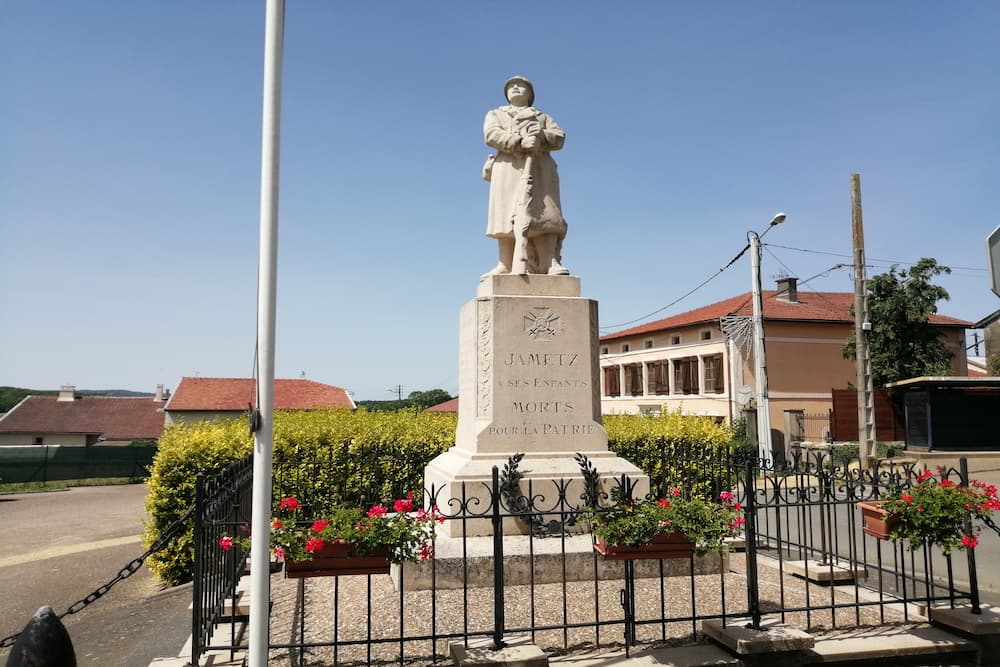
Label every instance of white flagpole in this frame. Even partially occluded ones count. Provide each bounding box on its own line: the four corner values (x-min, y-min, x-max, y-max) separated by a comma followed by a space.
249, 1, 284, 665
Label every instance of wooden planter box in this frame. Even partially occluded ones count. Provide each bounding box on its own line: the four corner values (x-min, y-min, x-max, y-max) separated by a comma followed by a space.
593, 532, 696, 561
284, 541, 391, 578
857, 501, 900, 540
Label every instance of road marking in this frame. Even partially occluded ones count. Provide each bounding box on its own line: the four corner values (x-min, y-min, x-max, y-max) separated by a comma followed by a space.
0, 535, 143, 568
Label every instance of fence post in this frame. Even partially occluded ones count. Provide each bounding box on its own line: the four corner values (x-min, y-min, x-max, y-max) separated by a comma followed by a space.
491, 465, 506, 649
191, 473, 204, 665
743, 457, 762, 629
959, 458, 981, 615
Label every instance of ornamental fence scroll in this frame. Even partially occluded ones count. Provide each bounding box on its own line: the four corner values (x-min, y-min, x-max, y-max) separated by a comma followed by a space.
190, 450, 983, 666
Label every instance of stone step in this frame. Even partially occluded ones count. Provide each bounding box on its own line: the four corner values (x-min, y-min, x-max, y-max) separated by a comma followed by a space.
802, 623, 978, 664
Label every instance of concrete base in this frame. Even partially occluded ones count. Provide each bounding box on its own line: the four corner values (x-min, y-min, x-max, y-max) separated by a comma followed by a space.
425, 449, 649, 537
803, 623, 978, 664
550, 644, 740, 666
702, 618, 814, 655
931, 604, 1000, 635
451, 635, 548, 666
783, 559, 866, 583
392, 533, 729, 590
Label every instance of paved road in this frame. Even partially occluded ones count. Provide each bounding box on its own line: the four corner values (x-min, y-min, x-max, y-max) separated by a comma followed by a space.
0, 485, 192, 666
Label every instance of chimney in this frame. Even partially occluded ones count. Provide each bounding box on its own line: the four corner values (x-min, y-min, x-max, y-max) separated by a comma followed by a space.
58, 385, 76, 402
776, 276, 798, 303
154, 384, 165, 401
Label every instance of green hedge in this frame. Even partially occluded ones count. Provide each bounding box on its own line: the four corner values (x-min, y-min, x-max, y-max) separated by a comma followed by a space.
144, 408, 737, 585
604, 411, 736, 496
143, 409, 456, 584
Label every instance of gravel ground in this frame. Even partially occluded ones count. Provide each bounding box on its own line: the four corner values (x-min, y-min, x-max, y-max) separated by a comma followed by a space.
263, 552, 910, 667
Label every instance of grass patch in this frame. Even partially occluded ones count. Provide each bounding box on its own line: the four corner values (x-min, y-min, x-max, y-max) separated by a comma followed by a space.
0, 477, 143, 493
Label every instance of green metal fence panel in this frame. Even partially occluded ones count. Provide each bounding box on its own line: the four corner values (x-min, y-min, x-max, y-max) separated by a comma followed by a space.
0, 445, 156, 483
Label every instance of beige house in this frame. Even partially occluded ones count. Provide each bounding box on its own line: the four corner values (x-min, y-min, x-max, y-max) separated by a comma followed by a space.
164, 377, 356, 425
599, 277, 970, 444
0, 385, 167, 446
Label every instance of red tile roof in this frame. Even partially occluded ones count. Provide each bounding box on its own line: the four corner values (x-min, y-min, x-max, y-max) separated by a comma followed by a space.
426, 397, 459, 412
0, 396, 165, 440
165, 377, 355, 412
602, 290, 971, 342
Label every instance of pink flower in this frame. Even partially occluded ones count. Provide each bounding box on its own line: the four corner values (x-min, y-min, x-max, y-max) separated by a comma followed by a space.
367, 504, 387, 518
273, 547, 285, 559
657, 498, 670, 508
278, 496, 300, 511
719, 491, 733, 501
961, 535, 979, 549
732, 516, 746, 526
418, 541, 434, 561
305, 537, 325, 553
732, 502, 743, 511
918, 506, 924, 513
219, 536, 234, 551
311, 519, 329, 533
669, 487, 681, 497
394, 497, 414, 513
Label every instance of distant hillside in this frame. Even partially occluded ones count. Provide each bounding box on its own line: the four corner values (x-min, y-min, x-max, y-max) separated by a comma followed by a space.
0, 386, 154, 413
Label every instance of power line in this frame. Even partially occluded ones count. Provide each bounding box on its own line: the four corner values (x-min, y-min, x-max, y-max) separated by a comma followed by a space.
767, 244, 987, 273
600, 242, 751, 331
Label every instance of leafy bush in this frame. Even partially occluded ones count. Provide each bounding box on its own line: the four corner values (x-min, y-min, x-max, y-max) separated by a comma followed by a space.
144, 409, 456, 584
829, 443, 860, 468
604, 410, 735, 497
145, 408, 736, 584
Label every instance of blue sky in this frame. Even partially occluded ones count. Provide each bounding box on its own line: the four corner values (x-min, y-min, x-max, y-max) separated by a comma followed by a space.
2, 2, 998, 401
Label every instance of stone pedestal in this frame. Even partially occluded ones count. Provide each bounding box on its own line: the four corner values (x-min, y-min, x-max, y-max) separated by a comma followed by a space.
425, 275, 647, 536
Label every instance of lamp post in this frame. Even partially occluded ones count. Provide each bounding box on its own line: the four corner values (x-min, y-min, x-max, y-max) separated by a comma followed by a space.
749, 213, 786, 462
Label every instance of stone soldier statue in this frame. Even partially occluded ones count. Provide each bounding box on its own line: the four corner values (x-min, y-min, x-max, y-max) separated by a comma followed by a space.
482, 75, 570, 277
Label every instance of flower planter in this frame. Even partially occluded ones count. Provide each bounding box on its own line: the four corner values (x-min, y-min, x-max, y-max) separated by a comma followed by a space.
593, 532, 696, 561
857, 501, 900, 540
284, 541, 391, 578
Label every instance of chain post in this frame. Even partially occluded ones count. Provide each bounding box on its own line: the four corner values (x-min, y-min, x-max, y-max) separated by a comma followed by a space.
959, 458, 981, 615
491, 465, 506, 650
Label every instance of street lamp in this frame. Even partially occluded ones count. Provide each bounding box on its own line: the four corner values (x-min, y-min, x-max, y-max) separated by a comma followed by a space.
749, 213, 787, 463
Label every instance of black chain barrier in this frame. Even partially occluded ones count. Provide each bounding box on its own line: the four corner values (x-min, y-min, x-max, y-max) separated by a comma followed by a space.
0, 504, 196, 649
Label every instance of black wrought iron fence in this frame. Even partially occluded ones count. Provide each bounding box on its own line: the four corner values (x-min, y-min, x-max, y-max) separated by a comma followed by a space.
190, 450, 982, 666
191, 454, 254, 664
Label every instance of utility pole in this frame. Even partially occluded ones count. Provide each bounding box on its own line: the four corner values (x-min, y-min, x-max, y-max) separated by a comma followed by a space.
851, 174, 875, 468
388, 384, 404, 401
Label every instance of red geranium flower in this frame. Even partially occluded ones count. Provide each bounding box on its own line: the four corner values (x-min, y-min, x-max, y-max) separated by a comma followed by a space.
278, 496, 300, 511
367, 504, 388, 518
305, 537, 325, 553
311, 519, 329, 533
218, 536, 234, 551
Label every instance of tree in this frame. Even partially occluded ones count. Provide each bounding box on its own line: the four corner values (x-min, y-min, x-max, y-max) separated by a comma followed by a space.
406, 389, 453, 409
990, 353, 1000, 376
843, 258, 953, 387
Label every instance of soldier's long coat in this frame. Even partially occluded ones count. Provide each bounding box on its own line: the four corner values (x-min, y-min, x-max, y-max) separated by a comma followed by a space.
484, 105, 567, 239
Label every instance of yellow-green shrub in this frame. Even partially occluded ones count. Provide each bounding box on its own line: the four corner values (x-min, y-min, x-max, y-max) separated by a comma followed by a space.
605, 410, 735, 496
144, 408, 734, 584
144, 409, 456, 585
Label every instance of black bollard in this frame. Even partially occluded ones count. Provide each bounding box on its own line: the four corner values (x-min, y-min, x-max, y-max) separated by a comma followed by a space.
6, 606, 77, 667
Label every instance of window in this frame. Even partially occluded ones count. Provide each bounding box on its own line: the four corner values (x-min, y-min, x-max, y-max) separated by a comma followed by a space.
703, 354, 724, 394
701, 330, 712, 341
670, 335, 681, 345
673, 357, 699, 394
600, 346, 609, 355
643, 339, 654, 349
603, 366, 621, 397
33, 436, 44, 446
649, 360, 670, 394
621, 343, 630, 353
624, 363, 643, 396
